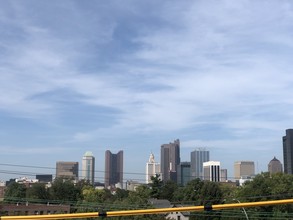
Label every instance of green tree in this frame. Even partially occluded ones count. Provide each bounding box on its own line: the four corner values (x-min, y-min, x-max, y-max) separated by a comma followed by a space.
26, 183, 49, 201
160, 180, 178, 201
4, 182, 26, 202
181, 178, 204, 205
149, 174, 163, 199
49, 178, 82, 203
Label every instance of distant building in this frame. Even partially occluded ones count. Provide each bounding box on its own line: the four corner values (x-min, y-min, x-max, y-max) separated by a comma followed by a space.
56, 161, 79, 180
126, 180, 142, 191
0, 203, 70, 216
146, 153, 160, 184
177, 162, 191, 186
190, 148, 209, 180
268, 156, 283, 174
283, 129, 293, 174
220, 169, 228, 182
234, 161, 255, 180
203, 161, 220, 182
0, 186, 5, 200
36, 175, 53, 183
105, 150, 123, 188
161, 139, 180, 182
82, 151, 95, 185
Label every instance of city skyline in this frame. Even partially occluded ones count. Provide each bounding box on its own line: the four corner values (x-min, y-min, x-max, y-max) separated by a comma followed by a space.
0, 1, 291, 181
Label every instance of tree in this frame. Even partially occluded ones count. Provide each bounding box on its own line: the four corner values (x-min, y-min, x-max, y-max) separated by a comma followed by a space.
26, 183, 49, 201
49, 178, 82, 203
180, 178, 204, 205
149, 174, 163, 199
160, 180, 178, 201
4, 182, 26, 202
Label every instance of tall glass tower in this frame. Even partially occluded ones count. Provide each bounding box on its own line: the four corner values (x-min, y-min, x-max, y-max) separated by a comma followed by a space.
190, 148, 209, 180
82, 151, 95, 185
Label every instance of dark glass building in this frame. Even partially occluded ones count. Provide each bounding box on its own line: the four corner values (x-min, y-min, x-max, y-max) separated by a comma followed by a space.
283, 129, 293, 174
36, 175, 53, 183
160, 139, 180, 182
177, 162, 191, 186
105, 150, 123, 188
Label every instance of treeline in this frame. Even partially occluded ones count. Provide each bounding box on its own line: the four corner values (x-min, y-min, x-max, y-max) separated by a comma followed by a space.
3, 172, 293, 219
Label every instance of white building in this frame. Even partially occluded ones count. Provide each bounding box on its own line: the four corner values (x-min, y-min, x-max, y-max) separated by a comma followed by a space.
82, 151, 95, 185
146, 153, 160, 184
203, 161, 221, 182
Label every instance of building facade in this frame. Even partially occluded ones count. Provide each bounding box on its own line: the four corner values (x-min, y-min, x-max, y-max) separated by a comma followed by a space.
160, 139, 180, 182
234, 161, 255, 180
177, 162, 191, 186
190, 148, 209, 180
220, 169, 228, 182
283, 129, 293, 174
56, 161, 79, 180
146, 153, 160, 184
82, 151, 95, 185
268, 156, 283, 175
105, 150, 123, 188
203, 161, 220, 182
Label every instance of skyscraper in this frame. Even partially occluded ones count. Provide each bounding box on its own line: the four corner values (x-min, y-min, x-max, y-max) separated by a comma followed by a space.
190, 148, 209, 180
268, 156, 283, 175
283, 129, 293, 174
105, 150, 123, 188
234, 161, 255, 180
82, 151, 95, 185
146, 153, 160, 184
56, 161, 79, 180
177, 162, 191, 186
160, 139, 180, 182
203, 161, 220, 182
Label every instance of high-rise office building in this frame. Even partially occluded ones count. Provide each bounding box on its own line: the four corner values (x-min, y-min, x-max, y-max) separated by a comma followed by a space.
105, 150, 123, 188
234, 161, 255, 180
190, 148, 209, 180
146, 153, 160, 184
56, 161, 79, 180
177, 162, 191, 186
283, 129, 293, 174
268, 157, 283, 175
82, 151, 95, 185
160, 139, 180, 182
203, 161, 220, 182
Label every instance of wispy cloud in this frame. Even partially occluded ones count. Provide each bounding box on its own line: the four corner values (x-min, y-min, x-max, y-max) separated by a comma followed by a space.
0, 1, 292, 176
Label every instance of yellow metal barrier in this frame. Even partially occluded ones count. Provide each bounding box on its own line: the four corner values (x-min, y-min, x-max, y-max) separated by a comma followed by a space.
1, 198, 293, 219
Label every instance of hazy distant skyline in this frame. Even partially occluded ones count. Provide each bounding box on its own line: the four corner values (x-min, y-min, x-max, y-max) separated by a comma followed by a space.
0, 0, 292, 181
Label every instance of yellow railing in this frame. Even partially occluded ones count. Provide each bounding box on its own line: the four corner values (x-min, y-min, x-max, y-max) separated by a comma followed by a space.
1, 198, 293, 219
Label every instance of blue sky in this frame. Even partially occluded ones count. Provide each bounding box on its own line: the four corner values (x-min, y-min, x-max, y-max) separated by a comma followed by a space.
0, 0, 293, 182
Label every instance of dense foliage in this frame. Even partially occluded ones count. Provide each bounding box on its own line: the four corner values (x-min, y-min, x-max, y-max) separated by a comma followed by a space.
4, 173, 293, 219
